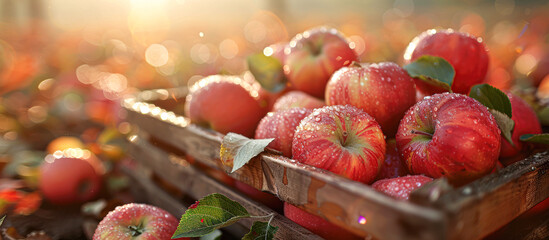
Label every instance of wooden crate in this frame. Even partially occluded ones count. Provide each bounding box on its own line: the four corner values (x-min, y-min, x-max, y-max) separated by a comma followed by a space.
122, 88, 549, 240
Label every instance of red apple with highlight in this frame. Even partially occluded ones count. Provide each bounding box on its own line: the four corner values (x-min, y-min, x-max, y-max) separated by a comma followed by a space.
396, 93, 501, 184
272, 91, 325, 112
326, 62, 416, 137
377, 139, 408, 180
404, 29, 489, 95
372, 175, 433, 200
284, 27, 358, 98
184, 75, 266, 137
292, 105, 385, 184
255, 108, 313, 158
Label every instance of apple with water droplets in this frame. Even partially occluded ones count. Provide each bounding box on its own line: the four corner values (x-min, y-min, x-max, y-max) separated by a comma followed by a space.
377, 139, 408, 180
255, 108, 313, 158
396, 93, 501, 184
93, 203, 188, 240
292, 105, 386, 184
326, 62, 416, 137
372, 175, 433, 200
403, 29, 489, 95
272, 91, 325, 112
284, 27, 358, 98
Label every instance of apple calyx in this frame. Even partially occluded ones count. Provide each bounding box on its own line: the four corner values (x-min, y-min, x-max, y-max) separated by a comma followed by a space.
350, 61, 362, 68
128, 223, 145, 237
306, 41, 322, 56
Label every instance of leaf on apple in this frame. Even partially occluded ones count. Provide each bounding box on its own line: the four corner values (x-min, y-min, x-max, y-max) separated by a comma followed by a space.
489, 110, 515, 146
199, 229, 223, 240
403, 55, 455, 92
469, 84, 513, 118
242, 221, 278, 240
220, 133, 274, 173
468, 84, 515, 145
519, 133, 549, 144
247, 53, 287, 93
172, 193, 251, 238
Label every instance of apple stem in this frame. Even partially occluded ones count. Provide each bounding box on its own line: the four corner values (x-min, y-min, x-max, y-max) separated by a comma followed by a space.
411, 129, 433, 137
351, 61, 362, 67
128, 224, 144, 237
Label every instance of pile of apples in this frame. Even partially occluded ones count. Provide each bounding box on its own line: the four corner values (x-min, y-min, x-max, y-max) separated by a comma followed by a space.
184, 27, 544, 239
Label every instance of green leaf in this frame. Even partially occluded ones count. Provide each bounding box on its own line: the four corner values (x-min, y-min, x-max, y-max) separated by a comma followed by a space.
172, 193, 250, 238
247, 54, 287, 93
242, 221, 278, 240
489, 110, 515, 146
469, 84, 513, 118
403, 55, 455, 92
519, 134, 549, 144
200, 229, 223, 240
0, 215, 5, 226
220, 133, 274, 173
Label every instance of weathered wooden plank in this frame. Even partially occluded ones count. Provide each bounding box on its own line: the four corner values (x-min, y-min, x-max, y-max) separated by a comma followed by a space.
126, 134, 321, 240
435, 152, 549, 240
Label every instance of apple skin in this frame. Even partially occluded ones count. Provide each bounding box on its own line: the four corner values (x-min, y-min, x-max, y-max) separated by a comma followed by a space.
93, 203, 188, 240
403, 29, 489, 95
272, 91, 325, 112
292, 105, 386, 184
284, 203, 361, 240
39, 154, 103, 205
255, 108, 313, 158
377, 139, 409, 180
326, 62, 416, 137
184, 75, 267, 138
284, 27, 358, 98
234, 181, 283, 212
396, 93, 501, 184
499, 92, 542, 158
372, 175, 433, 200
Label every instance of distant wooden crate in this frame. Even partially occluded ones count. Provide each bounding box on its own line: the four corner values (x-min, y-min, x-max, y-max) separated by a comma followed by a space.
122, 88, 549, 240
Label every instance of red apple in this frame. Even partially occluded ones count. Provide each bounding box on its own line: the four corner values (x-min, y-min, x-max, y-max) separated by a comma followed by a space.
93, 203, 188, 240
234, 181, 283, 212
377, 139, 408, 180
499, 92, 542, 158
184, 75, 267, 137
396, 93, 501, 184
255, 108, 313, 158
292, 105, 386, 184
272, 91, 325, 112
284, 203, 361, 240
326, 62, 416, 137
372, 175, 433, 200
39, 150, 103, 204
284, 27, 358, 98
404, 29, 489, 95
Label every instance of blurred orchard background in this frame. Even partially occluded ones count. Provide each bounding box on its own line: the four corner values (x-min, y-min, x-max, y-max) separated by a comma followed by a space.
1, 0, 549, 224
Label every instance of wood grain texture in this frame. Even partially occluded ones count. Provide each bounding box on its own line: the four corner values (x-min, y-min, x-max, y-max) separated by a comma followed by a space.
126, 134, 321, 240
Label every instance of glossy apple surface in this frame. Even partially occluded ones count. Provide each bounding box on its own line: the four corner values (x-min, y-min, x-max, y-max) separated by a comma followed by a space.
93, 203, 188, 240
292, 105, 385, 184
372, 175, 433, 200
284, 27, 358, 98
377, 139, 408, 180
499, 92, 542, 158
404, 29, 489, 95
272, 91, 325, 111
184, 75, 266, 138
326, 62, 416, 137
255, 108, 313, 158
396, 93, 501, 184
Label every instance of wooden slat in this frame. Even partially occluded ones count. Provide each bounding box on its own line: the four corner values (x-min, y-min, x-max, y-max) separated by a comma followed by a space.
126, 134, 321, 240
434, 151, 549, 240
124, 99, 446, 240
